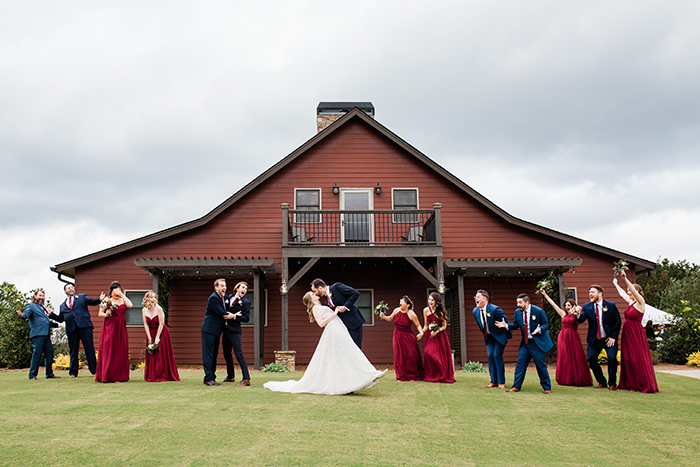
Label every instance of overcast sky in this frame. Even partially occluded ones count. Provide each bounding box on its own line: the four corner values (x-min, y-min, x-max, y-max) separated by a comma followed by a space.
2, 1, 699, 306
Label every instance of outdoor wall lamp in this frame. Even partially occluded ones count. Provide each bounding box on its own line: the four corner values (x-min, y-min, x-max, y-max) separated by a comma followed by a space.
280, 276, 288, 294
375, 183, 382, 195
332, 183, 339, 195
438, 280, 446, 294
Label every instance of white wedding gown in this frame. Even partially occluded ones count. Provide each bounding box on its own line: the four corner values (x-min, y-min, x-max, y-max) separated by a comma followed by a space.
264, 305, 385, 395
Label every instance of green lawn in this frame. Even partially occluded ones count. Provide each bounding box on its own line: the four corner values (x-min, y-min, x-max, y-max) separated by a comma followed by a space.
0, 369, 698, 466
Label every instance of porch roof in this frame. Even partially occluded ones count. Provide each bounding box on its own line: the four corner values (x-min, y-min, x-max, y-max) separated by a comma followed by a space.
444, 257, 582, 277
133, 256, 279, 277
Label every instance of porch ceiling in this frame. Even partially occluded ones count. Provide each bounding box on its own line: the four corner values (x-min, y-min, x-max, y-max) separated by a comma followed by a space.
444, 257, 582, 278
134, 256, 279, 277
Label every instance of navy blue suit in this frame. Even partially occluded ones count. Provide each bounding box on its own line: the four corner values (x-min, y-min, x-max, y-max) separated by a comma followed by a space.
507, 305, 553, 391
53, 293, 100, 376
328, 282, 365, 348
473, 303, 511, 385
223, 294, 251, 381
20, 303, 59, 379
577, 299, 621, 386
201, 292, 228, 383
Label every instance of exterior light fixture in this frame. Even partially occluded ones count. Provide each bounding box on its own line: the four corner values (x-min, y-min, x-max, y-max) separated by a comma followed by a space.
438, 280, 446, 294
375, 183, 382, 195
280, 277, 288, 294
332, 183, 339, 195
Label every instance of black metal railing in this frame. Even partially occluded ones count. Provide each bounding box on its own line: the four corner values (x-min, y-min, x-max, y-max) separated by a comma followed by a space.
281, 205, 442, 246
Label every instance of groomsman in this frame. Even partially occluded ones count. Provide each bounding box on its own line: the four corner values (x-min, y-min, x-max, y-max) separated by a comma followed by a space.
201, 279, 235, 386
497, 293, 553, 393
577, 284, 621, 390
222, 281, 251, 387
52, 283, 104, 377
472, 290, 510, 389
16, 290, 60, 380
311, 278, 365, 348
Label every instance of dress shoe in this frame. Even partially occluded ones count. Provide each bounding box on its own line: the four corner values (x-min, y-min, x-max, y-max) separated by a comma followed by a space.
222, 377, 236, 383
70, 375, 77, 378
29, 377, 38, 381
543, 390, 552, 394
235, 379, 250, 387
204, 380, 221, 386
594, 383, 607, 389
498, 384, 506, 389
608, 385, 617, 391
46, 375, 61, 379
506, 388, 520, 392
486, 383, 498, 388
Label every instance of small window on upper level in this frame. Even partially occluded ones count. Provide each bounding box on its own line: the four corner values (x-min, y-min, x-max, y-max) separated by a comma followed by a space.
392, 188, 419, 223
294, 188, 322, 223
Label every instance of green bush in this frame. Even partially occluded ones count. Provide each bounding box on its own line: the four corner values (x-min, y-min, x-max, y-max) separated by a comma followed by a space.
261, 362, 290, 373
461, 361, 487, 373
657, 301, 700, 364
0, 282, 32, 369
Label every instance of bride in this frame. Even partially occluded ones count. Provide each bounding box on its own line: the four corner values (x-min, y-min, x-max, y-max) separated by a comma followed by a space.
263, 291, 386, 395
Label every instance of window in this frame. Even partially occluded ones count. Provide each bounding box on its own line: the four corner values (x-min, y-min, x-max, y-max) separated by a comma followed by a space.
241, 289, 268, 327
125, 290, 148, 326
392, 188, 419, 223
357, 289, 374, 326
294, 188, 322, 223
565, 287, 577, 304
427, 288, 451, 322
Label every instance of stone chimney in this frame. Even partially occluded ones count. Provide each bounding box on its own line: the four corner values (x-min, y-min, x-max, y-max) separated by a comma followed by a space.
316, 102, 375, 133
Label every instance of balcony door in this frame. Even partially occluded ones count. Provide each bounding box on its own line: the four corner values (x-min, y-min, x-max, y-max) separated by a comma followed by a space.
340, 188, 374, 244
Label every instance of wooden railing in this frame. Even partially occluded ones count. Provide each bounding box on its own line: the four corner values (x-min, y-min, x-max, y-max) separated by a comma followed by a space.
281, 203, 442, 247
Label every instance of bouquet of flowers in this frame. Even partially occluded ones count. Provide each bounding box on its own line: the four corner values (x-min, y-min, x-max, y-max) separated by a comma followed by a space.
536, 279, 550, 294
100, 298, 115, 316
429, 322, 439, 333
373, 301, 389, 316
147, 342, 159, 354
613, 259, 629, 276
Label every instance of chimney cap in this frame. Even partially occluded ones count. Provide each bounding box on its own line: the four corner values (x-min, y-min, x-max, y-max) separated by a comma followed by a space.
317, 102, 374, 116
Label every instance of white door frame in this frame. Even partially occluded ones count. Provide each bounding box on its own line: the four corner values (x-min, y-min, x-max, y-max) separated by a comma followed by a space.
339, 188, 374, 244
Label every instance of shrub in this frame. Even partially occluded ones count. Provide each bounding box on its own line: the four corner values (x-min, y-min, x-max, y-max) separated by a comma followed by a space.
687, 351, 700, 367
0, 282, 33, 369
657, 301, 700, 364
461, 361, 487, 373
597, 349, 621, 364
650, 350, 661, 365
130, 362, 146, 371
53, 353, 71, 370
261, 362, 290, 373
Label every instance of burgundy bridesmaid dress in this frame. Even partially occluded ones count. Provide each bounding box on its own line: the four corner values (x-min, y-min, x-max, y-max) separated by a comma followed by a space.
144, 316, 180, 382
618, 303, 659, 393
423, 313, 455, 383
95, 303, 130, 382
392, 312, 424, 381
555, 315, 593, 386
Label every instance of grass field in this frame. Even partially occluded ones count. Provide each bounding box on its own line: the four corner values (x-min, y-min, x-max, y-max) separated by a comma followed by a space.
1, 368, 698, 466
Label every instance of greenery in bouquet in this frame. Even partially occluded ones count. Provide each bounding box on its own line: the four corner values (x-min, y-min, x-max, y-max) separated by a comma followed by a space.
536, 279, 550, 294
612, 259, 629, 277
100, 298, 116, 314
147, 342, 159, 354
373, 300, 389, 316
261, 362, 290, 373
428, 322, 439, 333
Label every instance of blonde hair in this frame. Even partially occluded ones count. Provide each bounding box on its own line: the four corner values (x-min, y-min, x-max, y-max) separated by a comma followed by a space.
142, 291, 157, 308
213, 278, 226, 288
233, 281, 248, 294
303, 291, 316, 323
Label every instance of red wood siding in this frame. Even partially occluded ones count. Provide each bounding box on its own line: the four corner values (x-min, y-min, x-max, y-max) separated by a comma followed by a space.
73, 119, 639, 366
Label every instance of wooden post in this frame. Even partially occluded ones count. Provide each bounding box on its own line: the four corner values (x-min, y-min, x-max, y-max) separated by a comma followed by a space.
457, 272, 467, 366
558, 272, 566, 308
254, 270, 262, 369
152, 271, 160, 296
281, 203, 289, 247
281, 255, 289, 351
433, 203, 442, 246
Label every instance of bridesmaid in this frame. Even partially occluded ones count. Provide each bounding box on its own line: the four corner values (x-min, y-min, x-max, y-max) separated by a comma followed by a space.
379, 295, 425, 381
420, 292, 455, 383
540, 290, 592, 387
613, 272, 659, 393
142, 291, 180, 382
95, 281, 132, 383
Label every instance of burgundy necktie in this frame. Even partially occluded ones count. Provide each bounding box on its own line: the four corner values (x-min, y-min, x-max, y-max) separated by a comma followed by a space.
524, 310, 529, 344
41, 306, 49, 318
327, 294, 335, 309
232, 297, 239, 307
595, 304, 602, 339
69, 297, 73, 309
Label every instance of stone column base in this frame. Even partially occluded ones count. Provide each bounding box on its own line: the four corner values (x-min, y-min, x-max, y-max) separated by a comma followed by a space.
274, 350, 296, 372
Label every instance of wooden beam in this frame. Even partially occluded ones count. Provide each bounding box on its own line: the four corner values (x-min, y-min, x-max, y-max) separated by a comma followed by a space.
281, 256, 289, 351
254, 271, 262, 370
405, 257, 438, 287
282, 245, 443, 258
287, 257, 320, 290
457, 273, 467, 366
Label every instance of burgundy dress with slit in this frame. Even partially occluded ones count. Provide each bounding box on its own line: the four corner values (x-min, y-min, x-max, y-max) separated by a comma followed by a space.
423, 313, 455, 383
95, 303, 130, 382
392, 312, 424, 381
144, 316, 180, 382
618, 303, 659, 393
555, 315, 593, 386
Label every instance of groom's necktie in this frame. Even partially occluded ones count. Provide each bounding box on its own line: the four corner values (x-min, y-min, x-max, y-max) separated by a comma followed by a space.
523, 310, 529, 344
68, 297, 73, 309
481, 308, 489, 343
327, 294, 335, 309
595, 304, 602, 339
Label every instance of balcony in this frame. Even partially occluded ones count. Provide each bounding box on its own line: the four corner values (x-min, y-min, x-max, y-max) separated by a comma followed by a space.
281, 203, 442, 258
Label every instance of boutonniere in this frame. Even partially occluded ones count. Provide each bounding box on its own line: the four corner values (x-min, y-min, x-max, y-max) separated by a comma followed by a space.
486, 312, 491, 318
603, 307, 608, 313
532, 315, 537, 321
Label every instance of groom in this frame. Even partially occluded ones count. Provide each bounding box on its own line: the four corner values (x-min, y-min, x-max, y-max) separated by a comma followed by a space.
310, 278, 365, 348
473, 289, 511, 389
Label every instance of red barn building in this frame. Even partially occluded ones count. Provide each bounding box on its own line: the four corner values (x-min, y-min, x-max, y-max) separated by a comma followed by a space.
51, 103, 656, 369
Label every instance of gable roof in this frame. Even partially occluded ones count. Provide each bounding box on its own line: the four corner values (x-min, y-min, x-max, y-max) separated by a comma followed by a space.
52, 108, 657, 276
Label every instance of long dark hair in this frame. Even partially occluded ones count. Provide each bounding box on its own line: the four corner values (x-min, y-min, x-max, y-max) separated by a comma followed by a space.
109, 281, 122, 297
401, 295, 414, 310
429, 292, 447, 322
